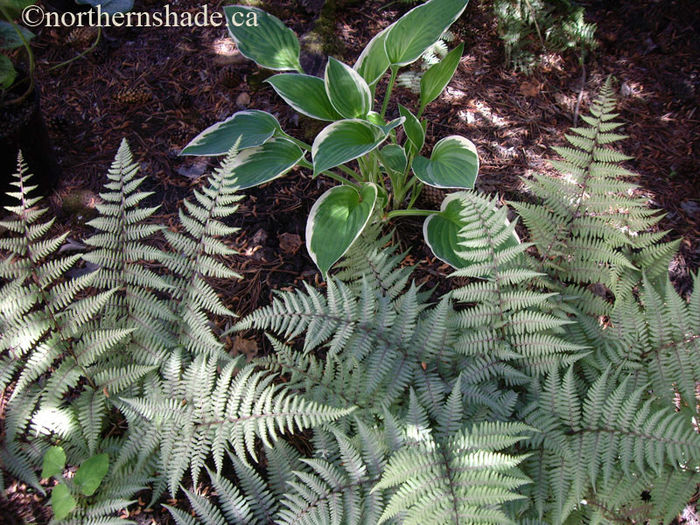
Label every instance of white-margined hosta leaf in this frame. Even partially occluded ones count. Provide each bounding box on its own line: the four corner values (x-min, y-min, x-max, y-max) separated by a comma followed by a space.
223, 5, 302, 71
226, 138, 304, 190
312, 118, 403, 176
379, 144, 407, 175
424, 192, 519, 269
398, 104, 425, 154
384, 0, 468, 66
306, 183, 378, 278
412, 135, 479, 189
325, 57, 373, 119
267, 74, 343, 121
181, 110, 281, 156
354, 23, 393, 87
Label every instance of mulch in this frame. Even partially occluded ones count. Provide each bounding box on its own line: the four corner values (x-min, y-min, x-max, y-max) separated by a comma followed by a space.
2, 0, 699, 522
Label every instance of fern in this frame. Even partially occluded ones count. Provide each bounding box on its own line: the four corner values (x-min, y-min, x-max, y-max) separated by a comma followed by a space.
512, 79, 675, 315
83, 138, 174, 369
120, 352, 354, 496
520, 366, 700, 522
162, 146, 243, 357
376, 386, 532, 525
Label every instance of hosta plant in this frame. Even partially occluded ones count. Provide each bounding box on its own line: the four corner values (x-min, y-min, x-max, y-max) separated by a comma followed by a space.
182, 0, 482, 277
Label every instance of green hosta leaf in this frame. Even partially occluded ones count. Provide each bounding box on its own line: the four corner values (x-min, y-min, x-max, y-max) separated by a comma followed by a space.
266, 74, 342, 121
227, 138, 304, 189
325, 57, 372, 119
379, 144, 407, 174
420, 43, 464, 109
424, 192, 519, 268
42, 446, 66, 479
354, 24, 392, 86
0, 54, 16, 89
312, 119, 389, 175
181, 110, 281, 156
398, 104, 424, 154
51, 484, 76, 521
0, 21, 34, 50
223, 5, 301, 71
74, 453, 109, 496
306, 183, 378, 278
75, 0, 133, 14
384, 0, 469, 66
412, 135, 479, 189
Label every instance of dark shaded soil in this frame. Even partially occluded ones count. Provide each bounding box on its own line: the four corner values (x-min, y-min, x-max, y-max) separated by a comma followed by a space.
1, 0, 699, 522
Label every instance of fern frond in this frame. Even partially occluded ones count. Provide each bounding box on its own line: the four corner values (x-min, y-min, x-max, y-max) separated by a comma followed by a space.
121, 354, 354, 495
162, 145, 243, 357
376, 395, 531, 525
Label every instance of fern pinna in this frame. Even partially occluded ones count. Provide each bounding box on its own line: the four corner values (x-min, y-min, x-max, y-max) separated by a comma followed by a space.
1, 83, 697, 523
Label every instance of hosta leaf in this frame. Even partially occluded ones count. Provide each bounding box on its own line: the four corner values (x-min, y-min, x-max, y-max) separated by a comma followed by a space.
42, 446, 66, 479
74, 453, 109, 496
325, 57, 372, 119
223, 5, 302, 71
420, 43, 464, 109
424, 192, 519, 268
379, 144, 407, 174
312, 119, 389, 175
267, 73, 342, 121
51, 484, 76, 521
384, 0, 468, 66
398, 104, 424, 154
306, 183, 378, 278
228, 138, 304, 189
412, 135, 479, 189
181, 110, 281, 156
354, 24, 392, 86
0, 21, 34, 50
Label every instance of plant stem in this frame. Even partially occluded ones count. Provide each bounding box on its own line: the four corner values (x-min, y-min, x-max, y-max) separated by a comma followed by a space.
285, 133, 360, 181
384, 208, 436, 220
322, 170, 360, 188
299, 158, 359, 188
47, 27, 102, 73
380, 66, 398, 119
283, 134, 312, 151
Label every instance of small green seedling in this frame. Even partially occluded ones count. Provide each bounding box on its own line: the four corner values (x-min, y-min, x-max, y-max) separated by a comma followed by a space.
42, 446, 110, 521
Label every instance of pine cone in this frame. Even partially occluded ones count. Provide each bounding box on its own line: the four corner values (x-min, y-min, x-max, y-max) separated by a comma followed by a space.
113, 86, 152, 105
421, 185, 447, 208
65, 26, 98, 48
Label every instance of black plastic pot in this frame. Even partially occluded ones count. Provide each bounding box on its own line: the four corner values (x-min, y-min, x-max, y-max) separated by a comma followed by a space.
1, 78, 61, 204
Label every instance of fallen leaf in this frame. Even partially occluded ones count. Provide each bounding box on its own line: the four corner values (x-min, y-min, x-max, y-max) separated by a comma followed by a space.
519, 81, 541, 97
234, 336, 258, 361
278, 232, 302, 255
